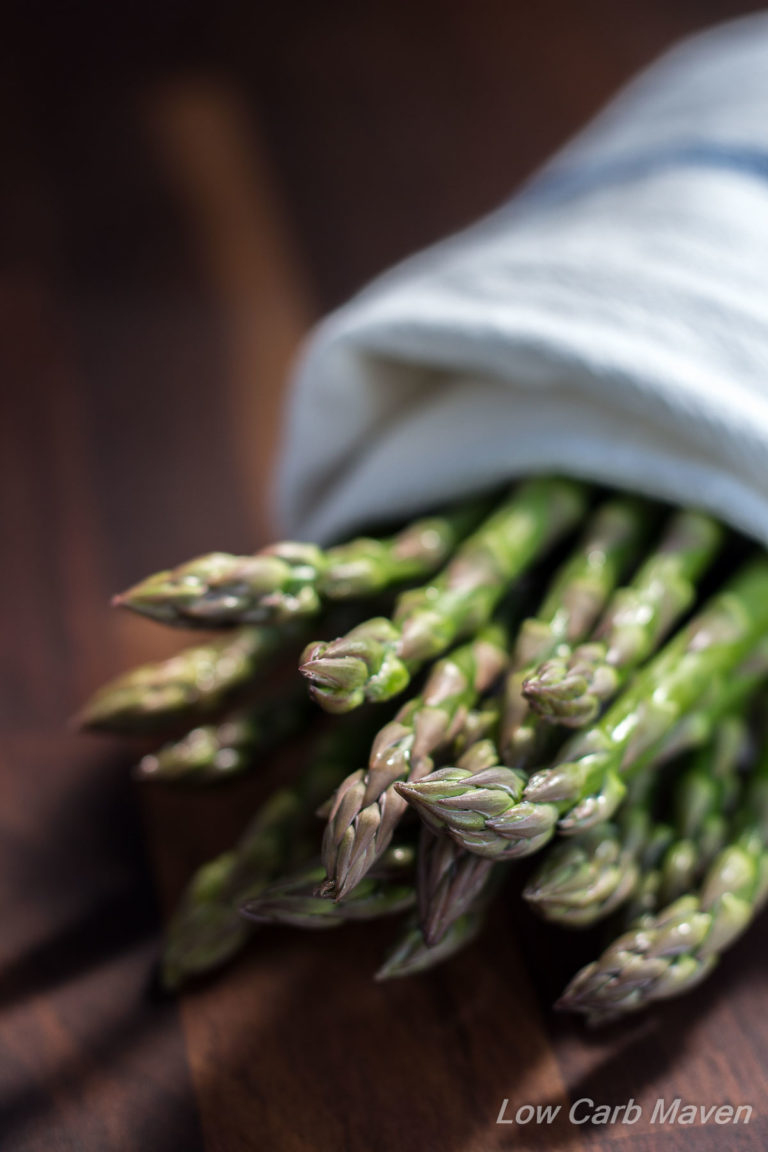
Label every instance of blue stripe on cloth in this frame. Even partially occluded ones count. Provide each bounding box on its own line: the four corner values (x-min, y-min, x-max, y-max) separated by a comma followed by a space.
516, 142, 768, 208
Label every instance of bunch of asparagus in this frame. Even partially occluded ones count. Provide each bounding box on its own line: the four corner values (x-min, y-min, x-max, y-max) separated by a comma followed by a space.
80, 478, 768, 1023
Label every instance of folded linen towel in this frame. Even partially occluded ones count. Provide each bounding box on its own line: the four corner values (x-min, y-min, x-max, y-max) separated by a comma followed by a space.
276, 14, 768, 545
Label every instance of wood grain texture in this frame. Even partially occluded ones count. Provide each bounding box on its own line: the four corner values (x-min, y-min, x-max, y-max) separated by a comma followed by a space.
0, 271, 206, 1148
3, 2, 768, 1149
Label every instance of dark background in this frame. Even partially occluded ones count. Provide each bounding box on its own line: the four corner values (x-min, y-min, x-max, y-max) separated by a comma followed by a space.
2, 3, 767, 1150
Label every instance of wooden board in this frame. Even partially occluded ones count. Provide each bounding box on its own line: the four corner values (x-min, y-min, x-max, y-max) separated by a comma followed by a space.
3, 3, 767, 1148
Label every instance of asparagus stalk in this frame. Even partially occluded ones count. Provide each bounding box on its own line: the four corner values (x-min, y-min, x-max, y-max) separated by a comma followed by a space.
557, 748, 768, 1024
378, 796, 506, 978
300, 478, 587, 712
453, 703, 502, 755
115, 503, 485, 627
161, 791, 306, 990
523, 510, 722, 726
515, 498, 647, 663
416, 826, 495, 946
642, 715, 747, 911
619, 824, 676, 925
524, 716, 747, 926
522, 810, 647, 928
375, 899, 492, 981
500, 496, 647, 768
375, 911, 487, 981
319, 625, 509, 900
526, 561, 768, 828
397, 562, 768, 857
78, 626, 291, 735
160, 850, 252, 991
621, 634, 768, 781
546, 561, 768, 834
159, 724, 361, 989
136, 695, 309, 783
411, 499, 644, 941
240, 846, 416, 929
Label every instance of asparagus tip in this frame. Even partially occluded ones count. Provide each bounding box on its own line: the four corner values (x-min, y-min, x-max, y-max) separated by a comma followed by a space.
134, 754, 159, 782
238, 900, 270, 925
315, 877, 337, 900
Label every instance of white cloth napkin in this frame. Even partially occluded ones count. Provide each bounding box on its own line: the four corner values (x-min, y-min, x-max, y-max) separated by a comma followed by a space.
276, 14, 768, 545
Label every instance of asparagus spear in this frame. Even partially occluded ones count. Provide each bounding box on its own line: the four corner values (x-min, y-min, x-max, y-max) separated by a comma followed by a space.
500, 496, 647, 768
135, 695, 309, 783
375, 902, 491, 981
161, 790, 306, 990
159, 723, 361, 989
377, 807, 506, 979
411, 499, 644, 941
300, 478, 587, 712
160, 850, 251, 991
373, 907, 485, 981
417, 826, 495, 946
609, 667, 767, 924
397, 562, 768, 856
621, 634, 768, 782
396, 739, 550, 861
78, 626, 291, 735
514, 497, 648, 665
656, 716, 747, 906
546, 560, 768, 834
453, 703, 502, 755
524, 716, 747, 926
240, 847, 416, 929
319, 625, 509, 900
523, 511, 722, 726
522, 810, 646, 928
557, 748, 768, 1024
115, 503, 485, 627
619, 824, 676, 925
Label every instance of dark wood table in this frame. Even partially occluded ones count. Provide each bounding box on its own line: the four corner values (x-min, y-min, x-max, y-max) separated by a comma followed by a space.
3, 3, 767, 1148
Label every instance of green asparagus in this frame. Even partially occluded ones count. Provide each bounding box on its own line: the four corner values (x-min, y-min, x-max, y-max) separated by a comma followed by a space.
115, 503, 484, 627
417, 827, 495, 946
319, 624, 508, 900
557, 749, 768, 1024
410, 500, 645, 937
524, 511, 722, 725
240, 846, 416, 929
658, 719, 746, 902
525, 716, 748, 926
397, 565, 768, 858
78, 475, 768, 1026
136, 695, 308, 783
542, 561, 768, 834
501, 496, 646, 767
78, 626, 291, 735
396, 739, 552, 860
161, 790, 305, 990
375, 904, 490, 981
300, 478, 587, 712
522, 812, 646, 928
160, 724, 361, 988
